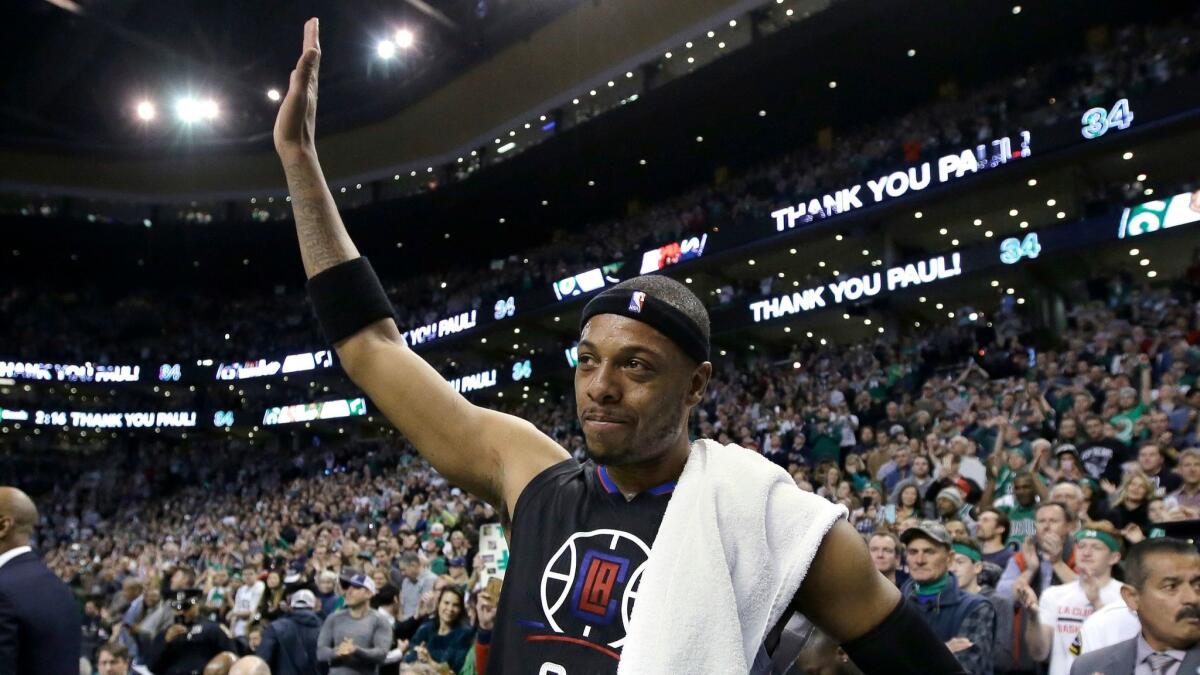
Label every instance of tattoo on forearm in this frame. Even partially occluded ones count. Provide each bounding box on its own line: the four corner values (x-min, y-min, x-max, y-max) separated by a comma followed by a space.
285, 160, 347, 274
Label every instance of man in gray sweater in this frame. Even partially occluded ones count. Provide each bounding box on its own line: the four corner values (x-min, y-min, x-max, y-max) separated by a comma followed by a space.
317, 573, 393, 675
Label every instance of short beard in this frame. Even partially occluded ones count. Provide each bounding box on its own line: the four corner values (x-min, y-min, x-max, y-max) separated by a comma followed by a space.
582, 411, 686, 467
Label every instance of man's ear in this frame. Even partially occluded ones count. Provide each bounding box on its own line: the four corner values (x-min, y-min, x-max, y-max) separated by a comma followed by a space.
686, 361, 713, 406
1119, 583, 1139, 613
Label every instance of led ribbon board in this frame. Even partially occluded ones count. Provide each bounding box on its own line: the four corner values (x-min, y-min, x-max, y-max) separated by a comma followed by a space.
33, 410, 197, 428
403, 310, 479, 346
639, 234, 709, 274
1118, 189, 1200, 239
0, 361, 140, 383
750, 253, 963, 322
215, 350, 334, 381
261, 397, 367, 426
770, 133, 1031, 231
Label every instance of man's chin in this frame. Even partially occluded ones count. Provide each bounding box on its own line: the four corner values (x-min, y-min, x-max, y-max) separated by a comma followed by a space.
583, 441, 634, 466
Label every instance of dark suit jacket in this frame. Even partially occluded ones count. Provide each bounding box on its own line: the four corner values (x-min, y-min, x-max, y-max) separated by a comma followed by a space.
1070, 635, 1200, 675
0, 549, 82, 675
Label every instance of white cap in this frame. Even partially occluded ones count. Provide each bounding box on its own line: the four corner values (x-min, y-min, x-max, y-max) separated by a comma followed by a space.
290, 589, 317, 609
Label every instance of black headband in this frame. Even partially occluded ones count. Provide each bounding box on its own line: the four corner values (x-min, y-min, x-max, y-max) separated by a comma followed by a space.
579, 288, 710, 364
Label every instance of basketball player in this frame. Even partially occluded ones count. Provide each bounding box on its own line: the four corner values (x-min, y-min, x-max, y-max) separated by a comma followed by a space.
274, 18, 961, 674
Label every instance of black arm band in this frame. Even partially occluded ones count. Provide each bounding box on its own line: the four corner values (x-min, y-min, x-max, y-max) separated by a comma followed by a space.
841, 599, 966, 675
305, 257, 396, 345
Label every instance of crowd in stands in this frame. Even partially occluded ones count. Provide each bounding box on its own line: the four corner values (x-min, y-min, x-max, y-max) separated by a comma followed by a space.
2, 10, 1198, 367
5, 9, 1200, 675
13, 265, 1200, 674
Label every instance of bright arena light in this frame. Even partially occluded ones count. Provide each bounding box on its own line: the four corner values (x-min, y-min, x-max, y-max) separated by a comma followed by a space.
175, 97, 203, 123
377, 39, 397, 59
267, 89, 281, 102
135, 100, 156, 121
395, 28, 415, 49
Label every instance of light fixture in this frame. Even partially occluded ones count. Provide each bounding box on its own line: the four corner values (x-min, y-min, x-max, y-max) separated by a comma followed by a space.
135, 100, 156, 121
1027, 178, 1037, 187
907, 48, 917, 57
267, 89, 281, 102
915, 211, 923, 219
1122, 151, 1134, 160
1009, 208, 1019, 216
828, 81, 837, 89
395, 28, 415, 49
376, 40, 397, 59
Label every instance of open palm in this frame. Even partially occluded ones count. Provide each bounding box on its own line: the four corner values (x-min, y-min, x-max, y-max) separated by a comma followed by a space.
274, 18, 321, 157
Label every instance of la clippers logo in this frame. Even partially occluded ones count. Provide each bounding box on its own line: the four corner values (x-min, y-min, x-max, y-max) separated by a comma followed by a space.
539, 529, 650, 649
627, 291, 646, 314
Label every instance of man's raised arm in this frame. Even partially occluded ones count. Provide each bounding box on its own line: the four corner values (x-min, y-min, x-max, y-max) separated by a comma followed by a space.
272, 18, 569, 511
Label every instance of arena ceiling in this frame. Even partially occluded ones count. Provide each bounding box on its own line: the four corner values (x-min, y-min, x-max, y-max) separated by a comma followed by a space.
1, 0, 578, 155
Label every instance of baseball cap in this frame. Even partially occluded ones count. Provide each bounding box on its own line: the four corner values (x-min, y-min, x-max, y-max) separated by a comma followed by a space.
340, 572, 377, 594
900, 520, 953, 548
430, 523, 446, 535
290, 589, 317, 610
888, 424, 907, 437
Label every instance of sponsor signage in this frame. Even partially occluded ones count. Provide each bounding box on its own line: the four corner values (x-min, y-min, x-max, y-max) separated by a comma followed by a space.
639, 234, 709, 274
552, 262, 625, 301
216, 350, 333, 381
261, 397, 367, 426
1118, 189, 1200, 239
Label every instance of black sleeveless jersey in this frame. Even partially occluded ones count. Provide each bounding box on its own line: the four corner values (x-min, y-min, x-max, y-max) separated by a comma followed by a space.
489, 458, 676, 674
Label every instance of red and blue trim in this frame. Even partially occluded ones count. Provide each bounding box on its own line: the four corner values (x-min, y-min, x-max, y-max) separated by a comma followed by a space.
596, 465, 676, 497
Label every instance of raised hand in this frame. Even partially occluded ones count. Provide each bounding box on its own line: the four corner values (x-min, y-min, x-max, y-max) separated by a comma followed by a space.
1021, 536, 1040, 573
274, 18, 321, 158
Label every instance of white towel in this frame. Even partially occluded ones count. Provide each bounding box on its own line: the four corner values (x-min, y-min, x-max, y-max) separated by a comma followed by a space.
617, 438, 847, 674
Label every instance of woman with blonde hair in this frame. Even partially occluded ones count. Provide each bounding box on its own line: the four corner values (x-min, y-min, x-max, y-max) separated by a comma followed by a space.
1107, 469, 1154, 541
